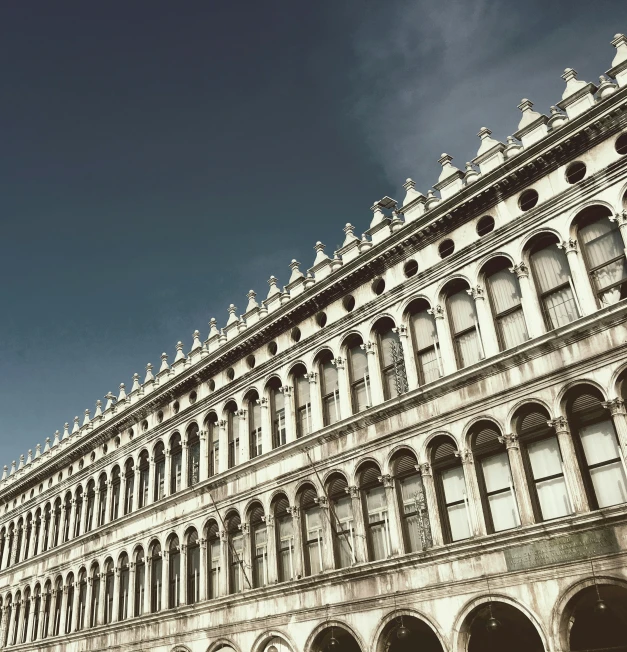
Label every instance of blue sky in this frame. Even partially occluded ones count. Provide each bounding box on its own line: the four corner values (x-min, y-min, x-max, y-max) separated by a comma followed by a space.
1, 0, 626, 468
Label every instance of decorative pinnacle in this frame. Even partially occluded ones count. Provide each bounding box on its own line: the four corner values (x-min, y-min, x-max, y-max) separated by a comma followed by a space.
518, 98, 534, 112
72, 416, 80, 433
477, 127, 492, 139
144, 363, 154, 384
561, 67, 577, 82
438, 153, 454, 166
159, 352, 170, 373
118, 383, 127, 402
63, 422, 70, 439
174, 340, 186, 361
191, 329, 202, 351
83, 409, 91, 426
288, 260, 303, 284
403, 178, 415, 191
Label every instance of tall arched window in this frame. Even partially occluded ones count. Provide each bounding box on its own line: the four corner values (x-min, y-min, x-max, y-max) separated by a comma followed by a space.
470, 421, 520, 533
317, 350, 340, 426
134, 547, 145, 616
268, 379, 286, 449
110, 466, 121, 521
187, 424, 200, 487
24, 513, 32, 561
64, 574, 74, 634
170, 434, 182, 494
154, 443, 166, 501
150, 542, 162, 612
444, 279, 482, 368
103, 559, 114, 624
61, 494, 71, 543
300, 486, 324, 575
225, 401, 239, 469
392, 450, 430, 552
138, 451, 149, 508
85, 481, 95, 532
430, 436, 472, 543
3, 596, 12, 646
273, 495, 294, 582
33, 510, 41, 558
15, 518, 24, 563
250, 504, 268, 587
346, 335, 371, 412
514, 404, 572, 521
51, 499, 62, 547
407, 299, 442, 384
12, 591, 21, 644
483, 257, 528, 349
326, 473, 354, 568
227, 513, 243, 594
77, 569, 87, 630
291, 364, 312, 438
32, 585, 41, 641
42, 504, 52, 551
374, 317, 407, 399
118, 553, 130, 620
123, 460, 134, 515
168, 536, 181, 608
566, 386, 627, 509
576, 206, 627, 305
89, 565, 99, 627
0, 528, 5, 570
246, 391, 262, 459
186, 530, 200, 604
43, 581, 52, 637
97, 474, 108, 526
21, 587, 31, 643
359, 463, 390, 560
205, 521, 221, 599
205, 413, 219, 477
528, 234, 579, 329
73, 487, 83, 538
52, 576, 63, 635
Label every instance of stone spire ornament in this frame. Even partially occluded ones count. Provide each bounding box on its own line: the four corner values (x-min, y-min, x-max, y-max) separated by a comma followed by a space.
208, 318, 220, 339
557, 68, 597, 118
144, 364, 154, 384
425, 189, 440, 211
174, 341, 186, 363
288, 260, 304, 284
514, 99, 548, 147
191, 330, 202, 351
245, 290, 259, 311
83, 409, 91, 427
402, 178, 422, 205
26, 450, 32, 464
608, 34, 627, 87
94, 399, 103, 418
342, 224, 359, 247
267, 276, 281, 299
10, 461, 15, 475
159, 353, 170, 374
72, 416, 80, 434
62, 422, 70, 440
472, 128, 506, 174
131, 373, 141, 392
312, 242, 329, 267
358, 233, 373, 254
44, 437, 51, 454
226, 304, 239, 326
105, 391, 117, 410
117, 383, 127, 402
18, 454, 24, 471
35, 443, 41, 459
53, 430, 60, 447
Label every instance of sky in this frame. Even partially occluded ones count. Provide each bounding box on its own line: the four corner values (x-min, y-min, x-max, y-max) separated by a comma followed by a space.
1, 0, 627, 469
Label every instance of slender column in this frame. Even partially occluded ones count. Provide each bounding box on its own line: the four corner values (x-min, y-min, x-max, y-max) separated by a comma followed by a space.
55, 588, 64, 636
199, 431, 208, 482
92, 488, 100, 529
120, 475, 127, 515
237, 524, 249, 591
128, 563, 136, 620
1, 527, 12, 568
181, 439, 189, 490
145, 558, 152, 616
549, 417, 589, 514
281, 386, 296, 443
164, 450, 172, 497
456, 450, 487, 536
159, 552, 167, 612
132, 469, 141, 512
199, 539, 207, 601
362, 341, 384, 406
78, 495, 87, 537
112, 569, 120, 622
179, 545, 187, 605
332, 357, 350, 419
97, 573, 106, 625
9, 525, 19, 565
428, 305, 456, 375
218, 421, 228, 472
418, 464, 443, 547
308, 372, 322, 433
20, 521, 30, 561
395, 325, 419, 389
37, 596, 47, 639
287, 506, 304, 578
32, 598, 42, 641
238, 411, 248, 463
30, 516, 40, 558
314, 497, 334, 570
499, 433, 534, 526
103, 481, 111, 525
219, 531, 229, 596
85, 579, 94, 629
61, 504, 70, 543
603, 398, 627, 455
148, 459, 156, 506
6, 599, 17, 646
379, 474, 403, 556
609, 209, 627, 257
468, 286, 499, 357
262, 514, 278, 584
259, 400, 272, 455
14, 599, 23, 645
559, 239, 598, 316
346, 486, 367, 563
71, 584, 80, 632
510, 263, 545, 338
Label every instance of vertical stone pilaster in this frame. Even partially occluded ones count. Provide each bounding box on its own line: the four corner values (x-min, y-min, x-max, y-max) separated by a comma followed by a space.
164, 450, 172, 498
148, 460, 156, 506
428, 305, 457, 375
218, 421, 229, 473
468, 285, 500, 357
199, 430, 208, 482
395, 325, 419, 389
281, 386, 296, 443
199, 539, 207, 602
455, 449, 487, 536
332, 357, 350, 420
559, 239, 598, 315
219, 531, 229, 597
510, 262, 545, 338
129, 563, 136, 619
346, 486, 366, 563
262, 514, 277, 584
609, 209, 627, 258
363, 341, 384, 406
314, 496, 333, 570
132, 469, 141, 512
499, 433, 534, 526
287, 506, 304, 579
603, 398, 627, 456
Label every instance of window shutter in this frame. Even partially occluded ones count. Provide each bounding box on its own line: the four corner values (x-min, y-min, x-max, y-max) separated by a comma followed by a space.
393, 452, 418, 477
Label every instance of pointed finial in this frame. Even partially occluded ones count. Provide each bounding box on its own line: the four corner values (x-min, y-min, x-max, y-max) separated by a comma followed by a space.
72, 416, 80, 433
18, 454, 24, 470
2, 465, 7, 481
342, 223, 359, 246
267, 276, 280, 298
288, 260, 304, 283
403, 178, 415, 191
226, 304, 239, 325
94, 399, 103, 418
144, 364, 154, 384
131, 373, 141, 392
208, 317, 219, 338
159, 352, 169, 373
611, 33, 627, 67
245, 290, 259, 312
561, 68, 589, 100
83, 409, 91, 427
10, 461, 16, 475
191, 330, 202, 351
35, 443, 41, 458
313, 242, 329, 266
44, 437, 51, 453
26, 449, 32, 464
53, 430, 60, 446
174, 340, 186, 362
62, 422, 70, 439
118, 383, 127, 402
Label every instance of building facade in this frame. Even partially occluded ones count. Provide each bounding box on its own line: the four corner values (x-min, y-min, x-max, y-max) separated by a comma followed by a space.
2, 31, 627, 652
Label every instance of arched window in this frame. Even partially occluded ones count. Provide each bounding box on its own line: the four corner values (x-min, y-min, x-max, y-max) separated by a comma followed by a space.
23, 514, 32, 561
0, 527, 5, 570
430, 436, 472, 543
268, 379, 287, 448
300, 485, 324, 575
359, 463, 390, 560
21, 587, 31, 643
138, 451, 149, 508
408, 300, 442, 385
514, 404, 572, 521
528, 233, 579, 329
346, 334, 371, 412
186, 530, 200, 604
33, 510, 41, 558
168, 536, 181, 608
154, 443, 166, 501
250, 504, 268, 587
205, 521, 221, 599
227, 513, 243, 594
61, 493, 72, 543
123, 460, 134, 515
110, 466, 121, 521
566, 387, 627, 509
317, 350, 340, 426
12, 591, 21, 644
225, 401, 240, 468
326, 473, 354, 568
392, 450, 431, 552
89, 565, 99, 627
483, 257, 528, 349
246, 391, 262, 459
15, 518, 23, 563
374, 317, 408, 399
118, 553, 130, 620
150, 542, 162, 612
470, 421, 520, 533
6, 523, 15, 565
205, 413, 219, 477
76, 569, 87, 630
43, 504, 52, 551
52, 576, 63, 635
134, 547, 145, 616
43, 581, 52, 637
97, 475, 108, 527
52, 499, 62, 546
291, 364, 312, 438
103, 559, 114, 624
444, 279, 482, 368
32, 585, 41, 641
576, 206, 627, 305
273, 495, 294, 582
170, 434, 182, 494
73, 487, 83, 538
85, 481, 95, 532
187, 424, 200, 487
64, 574, 74, 634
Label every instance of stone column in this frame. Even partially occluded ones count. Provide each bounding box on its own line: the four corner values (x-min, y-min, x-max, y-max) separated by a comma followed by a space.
6, 599, 17, 646
92, 488, 100, 529
54, 588, 63, 635
145, 558, 152, 615
219, 531, 229, 596
281, 386, 296, 443
1, 527, 12, 568
259, 400, 272, 455
603, 398, 627, 456
308, 372, 322, 433
199, 539, 207, 601
499, 433, 534, 526
120, 475, 128, 515
428, 305, 457, 375
456, 449, 487, 536
85, 578, 94, 629
238, 410, 248, 463
262, 514, 277, 584
61, 504, 70, 543
9, 525, 20, 565
346, 486, 367, 563
181, 438, 189, 491
379, 474, 403, 556
362, 341, 384, 406
314, 497, 334, 570
510, 262, 545, 338
333, 357, 350, 419
148, 459, 156, 506
97, 573, 106, 625
164, 450, 172, 498
112, 568, 120, 622
38, 595, 48, 639
468, 286, 500, 357
609, 209, 627, 258
159, 553, 167, 611
129, 562, 136, 619
238, 524, 249, 591
218, 421, 228, 473
0, 599, 10, 646
549, 416, 589, 514
287, 506, 304, 579
199, 430, 208, 482
71, 584, 80, 632
132, 469, 141, 512
559, 239, 598, 316
395, 325, 419, 390
418, 464, 443, 547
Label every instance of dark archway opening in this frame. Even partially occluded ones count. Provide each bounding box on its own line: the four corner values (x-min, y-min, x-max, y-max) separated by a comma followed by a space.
313, 626, 361, 652
381, 614, 443, 652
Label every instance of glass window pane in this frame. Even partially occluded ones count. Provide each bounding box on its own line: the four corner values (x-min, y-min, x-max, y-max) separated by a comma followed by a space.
353, 382, 369, 412
481, 453, 511, 493
489, 268, 522, 314
488, 491, 518, 532
590, 462, 627, 508
379, 329, 399, 367
369, 523, 387, 560
456, 329, 481, 367
498, 308, 528, 349
580, 219, 623, 268
411, 310, 437, 351
527, 437, 562, 480
447, 503, 471, 541
544, 286, 578, 328
350, 346, 368, 381
448, 290, 477, 335
419, 349, 440, 383
365, 485, 387, 516
441, 466, 466, 504
536, 476, 571, 520
322, 361, 338, 394
531, 245, 570, 293
405, 513, 422, 552
579, 420, 621, 466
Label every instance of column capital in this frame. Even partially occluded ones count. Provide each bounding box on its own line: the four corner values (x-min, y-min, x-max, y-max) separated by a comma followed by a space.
454, 449, 474, 464
609, 209, 627, 226
280, 385, 293, 396
416, 462, 432, 477
345, 485, 359, 498
256, 397, 268, 407
306, 371, 318, 384
286, 505, 300, 519
510, 262, 530, 279
220, 530, 228, 542
182, 438, 188, 448
466, 285, 486, 301
314, 495, 329, 508
237, 523, 249, 535
200, 537, 207, 548
236, 409, 246, 418
557, 238, 578, 254
603, 397, 626, 415
548, 416, 570, 433
427, 304, 445, 319
218, 419, 227, 428
378, 473, 393, 488
331, 356, 345, 369
392, 324, 408, 337
360, 341, 376, 354
261, 513, 275, 526
498, 433, 520, 450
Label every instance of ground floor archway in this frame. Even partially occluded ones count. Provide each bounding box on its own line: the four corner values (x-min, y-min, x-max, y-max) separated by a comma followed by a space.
378, 614, 444, 652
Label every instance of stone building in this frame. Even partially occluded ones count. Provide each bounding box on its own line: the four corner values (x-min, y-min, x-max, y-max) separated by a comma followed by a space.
2, 30, 627, 652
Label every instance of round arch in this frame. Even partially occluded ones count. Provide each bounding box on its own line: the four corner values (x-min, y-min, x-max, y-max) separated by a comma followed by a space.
434, 274, 473, 303
566, 200, 615, 238
251, 630, 297, 652
351, 456, 383, 486
474, 251, 516, 285
385, 445, 419, 476
372, 608, 448, 652
506, 398, 553, 434
518, 227, 564, 262
205, 639, 242, 652
305, 619, 366, 652
419, 431, 459, 464
555, 379, 608, 416
462, 415, 505, 449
